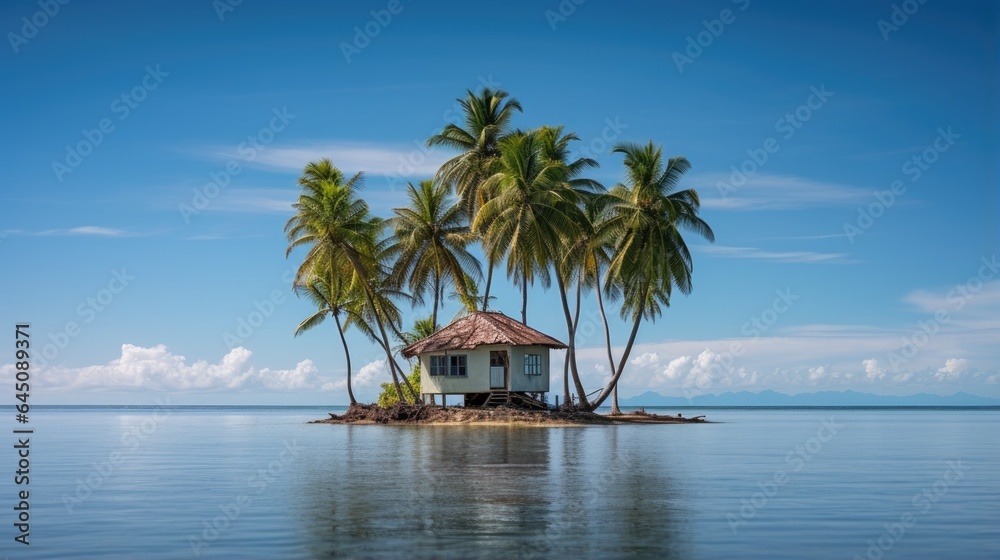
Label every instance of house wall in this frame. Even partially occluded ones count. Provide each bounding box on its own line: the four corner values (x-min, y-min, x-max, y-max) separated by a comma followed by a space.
419, 344, 504, 394
510, 345, 550, 393
418, 344, 552, 395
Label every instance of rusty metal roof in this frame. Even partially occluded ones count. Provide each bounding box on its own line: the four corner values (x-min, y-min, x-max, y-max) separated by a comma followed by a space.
401, 311, 567, 357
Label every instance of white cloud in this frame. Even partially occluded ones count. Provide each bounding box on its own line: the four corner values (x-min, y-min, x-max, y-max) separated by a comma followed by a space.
1, 344, 336, 392
695, 244, 857, 264
215, 142, 451, 177
8, 226, 137, 237
648, 350, 756, 390
64, 226, 129, 236
259, 360, 323, 390
572, 303, 999, 396
630, 352, 659, 367
321, 358, 388, 392
355, 359, 386, 387
863, 358, 884, 380
696, 173, 870, 211
808, 366, 828, 382
902, 280, 1000, 330
936, 358, 968, 380
207, 188, 297, 214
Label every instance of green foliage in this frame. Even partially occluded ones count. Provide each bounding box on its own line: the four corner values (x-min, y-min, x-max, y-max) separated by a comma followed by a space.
377, 365, 421, 408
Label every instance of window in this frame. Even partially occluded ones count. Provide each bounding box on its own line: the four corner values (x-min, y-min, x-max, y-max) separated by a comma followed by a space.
429, 355, 467, 376
429, 355, 447, 376
448, 355, 467, 376
524, 354, 542, 375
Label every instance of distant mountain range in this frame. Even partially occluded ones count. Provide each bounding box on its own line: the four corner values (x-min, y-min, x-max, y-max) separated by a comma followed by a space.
619, 390, 1000, 407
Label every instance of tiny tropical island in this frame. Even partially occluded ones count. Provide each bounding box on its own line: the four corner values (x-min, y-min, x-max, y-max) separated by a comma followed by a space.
286, 88, 713, 426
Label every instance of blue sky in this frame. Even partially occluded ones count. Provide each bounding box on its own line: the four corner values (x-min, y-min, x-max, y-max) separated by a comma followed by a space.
1, 0, 997, 404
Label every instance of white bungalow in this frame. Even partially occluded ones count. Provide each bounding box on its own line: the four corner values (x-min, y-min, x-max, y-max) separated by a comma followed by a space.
401, 311, 567, 408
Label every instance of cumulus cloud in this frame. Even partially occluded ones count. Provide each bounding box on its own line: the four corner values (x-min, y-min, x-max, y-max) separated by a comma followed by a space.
355, 359, 386, 386
320, 359, 386, 392
572, 330, 998, 397
936, 358, 968, 380
630, 352, 660, 367
2, 344, 338, 392
649, 349, 756, 390
863, 358, 884, 380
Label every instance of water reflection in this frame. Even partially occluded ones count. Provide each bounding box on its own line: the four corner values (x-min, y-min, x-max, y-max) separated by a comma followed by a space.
298, 425, 685, 559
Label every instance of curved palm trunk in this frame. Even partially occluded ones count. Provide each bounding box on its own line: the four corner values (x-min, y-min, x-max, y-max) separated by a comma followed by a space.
589, 313, 642, 410
595, 272, 621, 415
562, 359, 571, 409
389, 353, 418, 402
378, 318, 419, 401
565, 275, 583, 408
360, 287, 407, 403
595, 272, 617, 378
555, 271, 589, 409
373, 332, 418, 404
333, 312, 356, 404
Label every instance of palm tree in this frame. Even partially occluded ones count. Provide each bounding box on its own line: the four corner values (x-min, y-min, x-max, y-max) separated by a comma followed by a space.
399, 315, 437, 346
587, 142, 715, 410
387, 180, 481, 331
346, 265, 420, 402
474, 130, 584, 326
533, 125, 602, 408
285, 159, 415, 404
293, 265, 360, 404
557, 193, 619, 409
428, 88, 522, 309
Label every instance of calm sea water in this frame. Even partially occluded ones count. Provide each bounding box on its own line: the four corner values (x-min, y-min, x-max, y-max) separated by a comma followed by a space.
1, 406, 997, 559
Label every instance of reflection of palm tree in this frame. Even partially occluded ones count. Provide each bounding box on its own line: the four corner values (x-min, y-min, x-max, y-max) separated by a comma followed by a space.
588, 142, 714, 409
388, 180, 481, 331
429, 88, 522, 309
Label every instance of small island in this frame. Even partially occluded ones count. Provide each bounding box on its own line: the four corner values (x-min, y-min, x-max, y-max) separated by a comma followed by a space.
311, 403, 708, 426
308, 308, 710, 425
